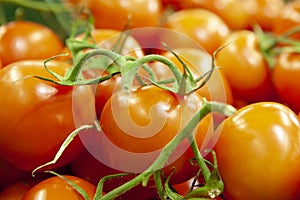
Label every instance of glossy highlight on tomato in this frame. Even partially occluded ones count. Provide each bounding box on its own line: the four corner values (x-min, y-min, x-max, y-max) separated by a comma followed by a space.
0, 20, 63, 66
214, 102, 300, 200
164, 8, 231, 54
272, 52, 300, 113
215, 30, 277, 102
100, 85, 202, 153
22, 175, 96, 200
0, 60, 87, 171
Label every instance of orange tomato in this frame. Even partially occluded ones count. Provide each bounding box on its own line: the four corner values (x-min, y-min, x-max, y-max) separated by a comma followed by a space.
164, 9, 231, 54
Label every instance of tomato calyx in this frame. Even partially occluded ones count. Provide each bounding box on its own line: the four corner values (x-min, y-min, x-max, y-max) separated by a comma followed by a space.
255, 24, 300, 68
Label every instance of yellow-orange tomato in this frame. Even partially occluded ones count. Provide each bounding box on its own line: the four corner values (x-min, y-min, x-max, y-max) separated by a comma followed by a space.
244, 0, 285, 31
163, 0, 251, 30
272, 52, 300, 113
164, 9, 231, 54
273, 0, 300, 40
215, 30, 277, 102
214, 102, 300, 200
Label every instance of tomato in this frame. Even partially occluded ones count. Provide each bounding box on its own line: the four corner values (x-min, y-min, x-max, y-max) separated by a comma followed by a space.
214, 102, 300, 200
164, 8, 231, 54
215, 30, 277, 102
22, 175, 96, 200
0, 160, 31, 190
0, 60, 88, 171
0, 180, 37, 200
70, 149, 159, 200
79, 84, 207, 184
272, 52, 300, 113
0, 20, 63, 67
69, 28, 143, 116
273, 1, 300, 42
161, 48, 233, 104
244, 0, 285, 31
78, 0, 162, 30
162, 0, 251, 30
100, 85, 201, 153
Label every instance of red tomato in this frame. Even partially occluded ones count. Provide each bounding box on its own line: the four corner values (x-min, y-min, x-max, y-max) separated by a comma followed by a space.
0, 180, 37, 200
272, 52, 300, 113
0, 20, 63, 66
215, 30, 277, 102
0, 60, 89, 171
164, 8, 231, 54
77, 0, 162, 30
214, 102, 300, 200
22, 175, 96, 200
0, 160, 31, 190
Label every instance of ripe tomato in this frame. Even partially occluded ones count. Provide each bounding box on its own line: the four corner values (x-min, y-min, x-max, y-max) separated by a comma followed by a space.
100, 85, 202, 153
69, 28, 143, 116
0, 180, 37, 200
0, 20, 63, 66
272, 52, 300, 113
244, 0, 285, 31
80, 0, 162, 30
0, 60, 88, 171
215, 30, 277, 102
164, 8, 231, 54
160, 48, 233, 104
214, 102, 300, 200
0, 159, 31, 190
273, 1, 300, 40
162, 0, 251, 30
22, 175, 96, 200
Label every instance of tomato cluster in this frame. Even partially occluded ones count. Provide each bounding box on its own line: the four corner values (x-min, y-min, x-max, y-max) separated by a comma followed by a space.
0, 0, 300, 199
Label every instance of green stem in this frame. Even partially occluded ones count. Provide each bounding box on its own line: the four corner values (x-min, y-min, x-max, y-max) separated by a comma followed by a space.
189, 138, 211, 183
123, 54, 183, 91
65, 49, 126, 82
100, 101, 236, 200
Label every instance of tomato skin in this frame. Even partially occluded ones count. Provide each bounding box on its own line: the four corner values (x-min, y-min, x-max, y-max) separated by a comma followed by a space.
245, 0, 285, 31
22, 175, 96, 200
273, 1, 300, 40
164, 9, 231, 54
214, 102, 300, 200
0, 20, 63, 66
100, 85, 201, 153
272, 53, 300, 113
0, 160, 32, 190
83, 0, 162, 30
215, 30, 277, 102
163, 0, 251, 30
0, 180, 37, 200
0, 60, 87, 171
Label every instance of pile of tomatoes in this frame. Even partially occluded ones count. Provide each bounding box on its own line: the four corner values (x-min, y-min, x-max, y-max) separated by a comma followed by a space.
0, 0, 300, 199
